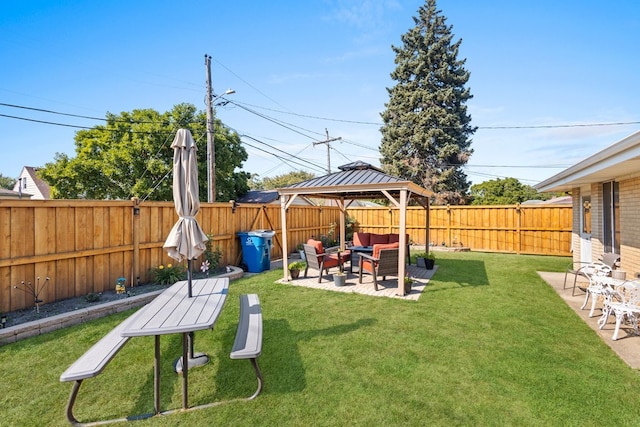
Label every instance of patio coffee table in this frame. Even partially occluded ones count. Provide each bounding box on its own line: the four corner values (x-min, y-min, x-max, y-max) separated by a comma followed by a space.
349, 246, 373, 273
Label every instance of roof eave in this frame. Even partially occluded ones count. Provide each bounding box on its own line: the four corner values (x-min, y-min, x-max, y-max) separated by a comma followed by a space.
535, 130, 640, 192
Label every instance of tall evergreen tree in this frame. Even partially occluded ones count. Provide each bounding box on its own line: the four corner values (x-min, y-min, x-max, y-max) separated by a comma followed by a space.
380, 0, 476, 205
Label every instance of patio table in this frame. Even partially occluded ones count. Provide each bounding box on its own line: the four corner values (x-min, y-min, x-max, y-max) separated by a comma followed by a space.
121, 277, 229, 414
349, 246, 373, 273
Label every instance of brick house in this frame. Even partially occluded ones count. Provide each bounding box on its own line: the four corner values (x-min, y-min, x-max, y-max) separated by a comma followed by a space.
535, 130, 640, 278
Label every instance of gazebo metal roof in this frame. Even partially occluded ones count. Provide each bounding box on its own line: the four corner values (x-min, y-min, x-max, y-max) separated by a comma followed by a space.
278, 161, 432, 296
279, 161, 432, 201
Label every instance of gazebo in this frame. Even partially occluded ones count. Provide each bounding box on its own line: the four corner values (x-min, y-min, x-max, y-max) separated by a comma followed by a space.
278, 161, 432, 296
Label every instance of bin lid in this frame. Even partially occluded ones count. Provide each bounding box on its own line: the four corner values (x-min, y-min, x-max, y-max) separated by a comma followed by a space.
248, 229, 275, 237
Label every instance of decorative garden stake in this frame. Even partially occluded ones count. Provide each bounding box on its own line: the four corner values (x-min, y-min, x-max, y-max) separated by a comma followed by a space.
201, 260, 211, 277
14, 276, 50, 313
115, 277, 126, 294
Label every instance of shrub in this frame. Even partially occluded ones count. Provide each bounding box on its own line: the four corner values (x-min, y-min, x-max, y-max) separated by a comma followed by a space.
84, 293, 101, 303
205, 234, 223, 273
149, 263, 186, 285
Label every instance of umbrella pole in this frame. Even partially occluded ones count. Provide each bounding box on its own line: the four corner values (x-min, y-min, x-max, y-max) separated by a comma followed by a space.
187, 258, 194, 358
187, 259, 193, 298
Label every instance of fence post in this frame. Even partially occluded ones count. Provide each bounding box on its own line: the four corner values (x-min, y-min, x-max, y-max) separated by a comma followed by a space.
446, 204, 451, 247
516, 204, 521, 255
132, 198, 140, 287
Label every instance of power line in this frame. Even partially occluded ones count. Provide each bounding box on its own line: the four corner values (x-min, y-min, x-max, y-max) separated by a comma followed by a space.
227, 100, 322, 140
0, 102, 106, 121
0, 113, 95, 129
240, 134, 326, 173
225, 100, 640, 130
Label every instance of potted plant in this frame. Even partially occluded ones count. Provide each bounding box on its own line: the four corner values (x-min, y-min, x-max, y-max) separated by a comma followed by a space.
333, 271, 346, 287
289, 260, 306, 279
404, 275, 413, 294
415, 252, 435, 269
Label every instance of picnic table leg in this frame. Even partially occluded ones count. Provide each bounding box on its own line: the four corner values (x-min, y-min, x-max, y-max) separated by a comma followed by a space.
182, 332, 189, 409
154, 335, 161, 414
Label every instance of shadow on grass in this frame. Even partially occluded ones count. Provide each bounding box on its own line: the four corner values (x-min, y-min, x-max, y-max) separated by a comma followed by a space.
423, 258, 489, 292
212, 317, 377, 397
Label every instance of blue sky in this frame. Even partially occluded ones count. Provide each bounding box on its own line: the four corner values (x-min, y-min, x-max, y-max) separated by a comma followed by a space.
1, 0, 639, 188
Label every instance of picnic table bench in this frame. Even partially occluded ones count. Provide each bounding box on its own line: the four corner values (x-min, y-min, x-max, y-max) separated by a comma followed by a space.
230, 293, 264, 400
59, 291, 264, 425
59, 313, 140, 426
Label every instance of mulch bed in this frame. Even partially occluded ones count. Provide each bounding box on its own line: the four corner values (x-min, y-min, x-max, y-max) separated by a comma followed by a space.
2, 283, 168, 329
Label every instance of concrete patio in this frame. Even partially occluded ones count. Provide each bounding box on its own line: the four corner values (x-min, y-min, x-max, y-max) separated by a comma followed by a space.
538, 271, 640, 369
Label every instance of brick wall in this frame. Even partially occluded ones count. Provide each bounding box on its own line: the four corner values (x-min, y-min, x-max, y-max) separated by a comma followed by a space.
620, 177, 640, 278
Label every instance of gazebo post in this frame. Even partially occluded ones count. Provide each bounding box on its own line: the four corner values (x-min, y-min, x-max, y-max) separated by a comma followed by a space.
398, 189, 408, 296
281, 195, 290, 282
338, 198, 346, 250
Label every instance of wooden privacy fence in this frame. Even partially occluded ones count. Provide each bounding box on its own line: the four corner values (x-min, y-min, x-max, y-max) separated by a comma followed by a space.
0, 200, 571, 312
348, 204, 572, 256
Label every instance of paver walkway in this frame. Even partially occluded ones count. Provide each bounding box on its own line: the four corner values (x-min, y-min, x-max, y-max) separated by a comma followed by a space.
274, 261, 437, 301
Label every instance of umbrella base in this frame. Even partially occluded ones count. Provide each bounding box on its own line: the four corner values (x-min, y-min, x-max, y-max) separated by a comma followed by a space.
174, 352, 209, 373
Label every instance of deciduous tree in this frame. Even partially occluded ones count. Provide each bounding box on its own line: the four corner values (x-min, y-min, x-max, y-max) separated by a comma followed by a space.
249, 171, 316, 190
470, 177, 555, 205
39, 103, 249, 201
0, 173, 16, 190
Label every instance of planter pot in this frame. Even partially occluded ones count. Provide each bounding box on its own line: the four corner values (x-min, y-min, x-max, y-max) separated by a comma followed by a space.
298, 250, 306, 260
334, 274, 346, 287
417, 257, 435, 270
290, 269, 301, 279
404, 280, 412, 294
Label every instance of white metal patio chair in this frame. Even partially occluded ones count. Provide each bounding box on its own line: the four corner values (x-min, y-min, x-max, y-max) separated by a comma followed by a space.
580, 263, 613, 317
604, 280, 640, 340
564, 253, 620, 296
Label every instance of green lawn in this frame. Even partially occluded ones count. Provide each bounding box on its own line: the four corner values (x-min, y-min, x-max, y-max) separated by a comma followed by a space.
2, 251, 639, 426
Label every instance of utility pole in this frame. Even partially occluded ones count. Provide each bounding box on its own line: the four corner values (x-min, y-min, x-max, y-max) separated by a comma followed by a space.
313, 128, 342, 174
205, 54, 215, 203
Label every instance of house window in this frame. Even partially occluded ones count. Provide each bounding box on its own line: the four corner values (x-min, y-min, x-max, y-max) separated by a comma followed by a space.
23, 178, 27, 188
602, 181, 619, 253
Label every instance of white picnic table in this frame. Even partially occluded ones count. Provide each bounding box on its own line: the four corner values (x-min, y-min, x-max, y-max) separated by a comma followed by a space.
121, 277, 229, 414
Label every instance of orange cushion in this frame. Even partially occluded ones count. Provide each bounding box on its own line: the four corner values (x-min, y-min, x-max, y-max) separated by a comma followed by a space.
362, 258, 375, 273
322, 257, 340, 268
372, 242, 399, 258
328, 250, 351, 263
307, 239, 324, 254
370, 234, 389, 245
353, 232, 370, 247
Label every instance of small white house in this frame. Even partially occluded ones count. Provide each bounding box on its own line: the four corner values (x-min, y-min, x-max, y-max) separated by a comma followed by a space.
12, 166, 50, 200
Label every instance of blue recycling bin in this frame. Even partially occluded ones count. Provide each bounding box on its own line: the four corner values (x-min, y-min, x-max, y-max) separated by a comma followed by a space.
237, 230, 276, 273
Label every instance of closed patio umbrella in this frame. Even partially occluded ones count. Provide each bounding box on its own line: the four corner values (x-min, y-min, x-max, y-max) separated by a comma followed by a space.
163, 128, 208, 297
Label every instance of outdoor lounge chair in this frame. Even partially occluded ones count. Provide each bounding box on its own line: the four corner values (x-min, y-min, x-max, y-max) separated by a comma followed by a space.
303, 240, 350, 283
358, 247, 399, 291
